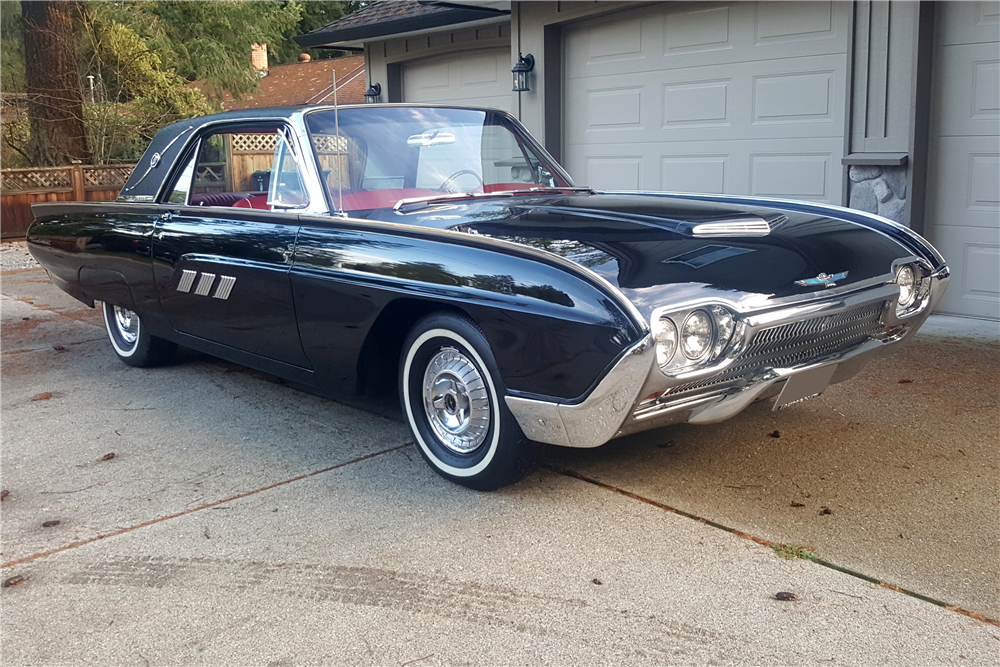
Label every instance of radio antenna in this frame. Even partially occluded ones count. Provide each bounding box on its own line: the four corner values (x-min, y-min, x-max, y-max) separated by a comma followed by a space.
333, 68, 344, 216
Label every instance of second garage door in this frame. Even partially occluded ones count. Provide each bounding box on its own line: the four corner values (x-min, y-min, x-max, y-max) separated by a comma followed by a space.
402, 48, 512, 112
563, 1, 850, 203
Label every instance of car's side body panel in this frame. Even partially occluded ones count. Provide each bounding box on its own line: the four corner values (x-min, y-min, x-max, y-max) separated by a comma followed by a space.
151, 206, 308, 368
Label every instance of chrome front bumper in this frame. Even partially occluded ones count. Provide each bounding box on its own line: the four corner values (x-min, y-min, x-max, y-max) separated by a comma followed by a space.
505, 268, 949, 448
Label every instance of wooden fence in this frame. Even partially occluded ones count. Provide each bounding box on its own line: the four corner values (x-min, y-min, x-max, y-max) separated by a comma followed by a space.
1, 163, 135, 238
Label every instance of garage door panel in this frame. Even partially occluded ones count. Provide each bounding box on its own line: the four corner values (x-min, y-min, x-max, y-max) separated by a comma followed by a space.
752, 70, 835, 125
928, 137, 1000, 229
584, 157, 644, 191
750, 152, 832, 199
938, 1, 1000, 47
660, 155, 729, 193
934, 43, 1000, 135
402, 48, 511, 112
929, 227, 1000, 319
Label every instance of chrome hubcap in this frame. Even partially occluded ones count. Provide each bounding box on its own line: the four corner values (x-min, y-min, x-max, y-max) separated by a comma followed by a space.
113, 305, 138, 345
422, 347, 490, 454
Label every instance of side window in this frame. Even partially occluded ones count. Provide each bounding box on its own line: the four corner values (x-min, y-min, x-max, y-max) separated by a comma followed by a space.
267, 132, 309, 209
164, 127, 309, 210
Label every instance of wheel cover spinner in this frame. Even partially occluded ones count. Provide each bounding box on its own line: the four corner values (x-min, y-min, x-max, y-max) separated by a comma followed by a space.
422, 347, 491, 454
113, 305, 139, 345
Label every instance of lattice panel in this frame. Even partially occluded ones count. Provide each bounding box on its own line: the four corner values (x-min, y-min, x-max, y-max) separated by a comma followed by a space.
312, 134, 348, 154
1, 167, 72, 191
83, 165, 135, 188
231, 133, 277, 154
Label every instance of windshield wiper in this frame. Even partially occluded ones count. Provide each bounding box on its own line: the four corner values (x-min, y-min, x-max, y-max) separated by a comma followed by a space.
393, 187, 595, 214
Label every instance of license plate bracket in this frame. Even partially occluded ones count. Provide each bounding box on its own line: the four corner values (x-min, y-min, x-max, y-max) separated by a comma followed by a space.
773, 364, 838, 411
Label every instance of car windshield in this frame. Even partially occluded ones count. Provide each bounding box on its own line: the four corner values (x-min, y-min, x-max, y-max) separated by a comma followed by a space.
305, 107, 573, 212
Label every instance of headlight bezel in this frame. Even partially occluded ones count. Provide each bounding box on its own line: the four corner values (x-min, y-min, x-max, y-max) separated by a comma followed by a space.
892, 260, 932, 318
652, 303, 739, 376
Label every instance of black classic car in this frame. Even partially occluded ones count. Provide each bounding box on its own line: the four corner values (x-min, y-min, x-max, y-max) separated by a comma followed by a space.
27, 105, 949, 490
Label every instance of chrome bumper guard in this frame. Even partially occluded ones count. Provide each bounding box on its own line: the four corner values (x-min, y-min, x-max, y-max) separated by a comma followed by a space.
506, 268, 948, 449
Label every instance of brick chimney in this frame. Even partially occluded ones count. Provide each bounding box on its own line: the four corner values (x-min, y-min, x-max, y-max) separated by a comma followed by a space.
251, 44, 268, 74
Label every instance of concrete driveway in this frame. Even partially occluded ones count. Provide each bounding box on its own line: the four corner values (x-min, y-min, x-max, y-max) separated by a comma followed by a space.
2, 246, 998, 665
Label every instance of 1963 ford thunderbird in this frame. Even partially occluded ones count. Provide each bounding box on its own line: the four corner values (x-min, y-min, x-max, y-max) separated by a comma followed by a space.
27, 105, 949, 490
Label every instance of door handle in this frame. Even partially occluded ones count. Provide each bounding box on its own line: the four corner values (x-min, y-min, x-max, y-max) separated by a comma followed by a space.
158, 209, 180, 222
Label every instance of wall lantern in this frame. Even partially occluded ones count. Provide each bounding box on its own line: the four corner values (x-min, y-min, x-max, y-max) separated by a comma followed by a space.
511, 53, 534, 92
364, 82, 382, 104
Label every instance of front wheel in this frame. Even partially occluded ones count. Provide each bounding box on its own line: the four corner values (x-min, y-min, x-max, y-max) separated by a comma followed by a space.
399, 313, 537, 490
102, 302, 176, 367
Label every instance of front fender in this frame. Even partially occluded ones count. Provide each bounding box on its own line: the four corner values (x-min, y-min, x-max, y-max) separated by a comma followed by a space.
292, 216, 646, 401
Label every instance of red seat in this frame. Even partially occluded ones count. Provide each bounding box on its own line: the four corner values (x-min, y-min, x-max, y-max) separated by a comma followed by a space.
233, 195, 269, 210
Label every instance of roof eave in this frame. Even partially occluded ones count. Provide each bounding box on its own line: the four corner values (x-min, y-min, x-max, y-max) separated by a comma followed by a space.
295, 6, 509, 49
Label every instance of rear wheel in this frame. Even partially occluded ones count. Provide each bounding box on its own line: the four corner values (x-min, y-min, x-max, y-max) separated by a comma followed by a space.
400, 313, 537, 490
102, 302, 176, 367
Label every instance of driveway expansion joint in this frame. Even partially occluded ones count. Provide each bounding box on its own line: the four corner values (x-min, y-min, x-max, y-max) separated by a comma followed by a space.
548, 465, 1000, 628
0, 444, 411, 570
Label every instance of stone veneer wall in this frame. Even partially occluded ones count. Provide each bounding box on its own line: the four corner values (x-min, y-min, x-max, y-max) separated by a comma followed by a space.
847, 164, 908, 225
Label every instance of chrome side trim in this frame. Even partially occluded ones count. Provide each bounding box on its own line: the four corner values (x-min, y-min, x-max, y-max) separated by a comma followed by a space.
193, 273, 216, 296
505, 334, 654, 448
176, 269, 197, 293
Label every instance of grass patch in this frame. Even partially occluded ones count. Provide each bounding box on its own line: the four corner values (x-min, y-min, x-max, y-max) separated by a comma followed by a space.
773, 544, 818, 560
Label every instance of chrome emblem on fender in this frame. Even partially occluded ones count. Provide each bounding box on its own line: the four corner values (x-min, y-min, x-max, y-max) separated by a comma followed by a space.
795, 271, 848, 288
176, 270, 236, 300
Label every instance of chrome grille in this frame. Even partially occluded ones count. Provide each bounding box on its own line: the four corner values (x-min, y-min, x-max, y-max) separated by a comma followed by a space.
663, 300, 888, 397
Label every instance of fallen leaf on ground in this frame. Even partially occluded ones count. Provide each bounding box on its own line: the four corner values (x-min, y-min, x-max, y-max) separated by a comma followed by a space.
32, 392, 52, 401
775, 592, 798, 601
2, 576, 26, 588
789, 501, 806, 508
769, 430, 781, 438
0, 490, 8, 502
820, 508, 833, 515
100, 452, 115, 461
898, 378, 913, 384
41, 520, 60, 528
53, 345, 66, 352
592, 578, 603, 585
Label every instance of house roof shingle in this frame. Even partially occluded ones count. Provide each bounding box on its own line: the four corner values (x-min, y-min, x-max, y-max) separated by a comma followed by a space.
218, 55, 367, 110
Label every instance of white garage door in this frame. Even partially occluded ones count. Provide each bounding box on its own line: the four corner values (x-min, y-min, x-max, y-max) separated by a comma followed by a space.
402, 48, 512, 112
563, 1, 849, 203
926, 2, 1000, 320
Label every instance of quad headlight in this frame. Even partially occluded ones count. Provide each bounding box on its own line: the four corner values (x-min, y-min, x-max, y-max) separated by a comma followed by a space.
652, 315, 678, 368
681, 310, 714, 360
653, 305, 738, 374
893, 263, 930, 317
895, 264, 916, 309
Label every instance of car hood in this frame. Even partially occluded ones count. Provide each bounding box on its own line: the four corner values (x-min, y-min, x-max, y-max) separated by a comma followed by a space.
383, 191, 924, 316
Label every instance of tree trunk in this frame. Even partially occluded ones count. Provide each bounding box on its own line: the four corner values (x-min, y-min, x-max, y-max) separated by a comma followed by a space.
22, 1, 90, 166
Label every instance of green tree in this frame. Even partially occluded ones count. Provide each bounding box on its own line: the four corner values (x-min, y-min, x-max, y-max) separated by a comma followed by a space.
76, 3, 215, 163
137, 1, 302, 99
1, 1, 26, 93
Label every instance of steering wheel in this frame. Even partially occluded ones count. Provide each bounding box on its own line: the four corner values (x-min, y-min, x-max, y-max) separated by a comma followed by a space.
439, 170, 485, 192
